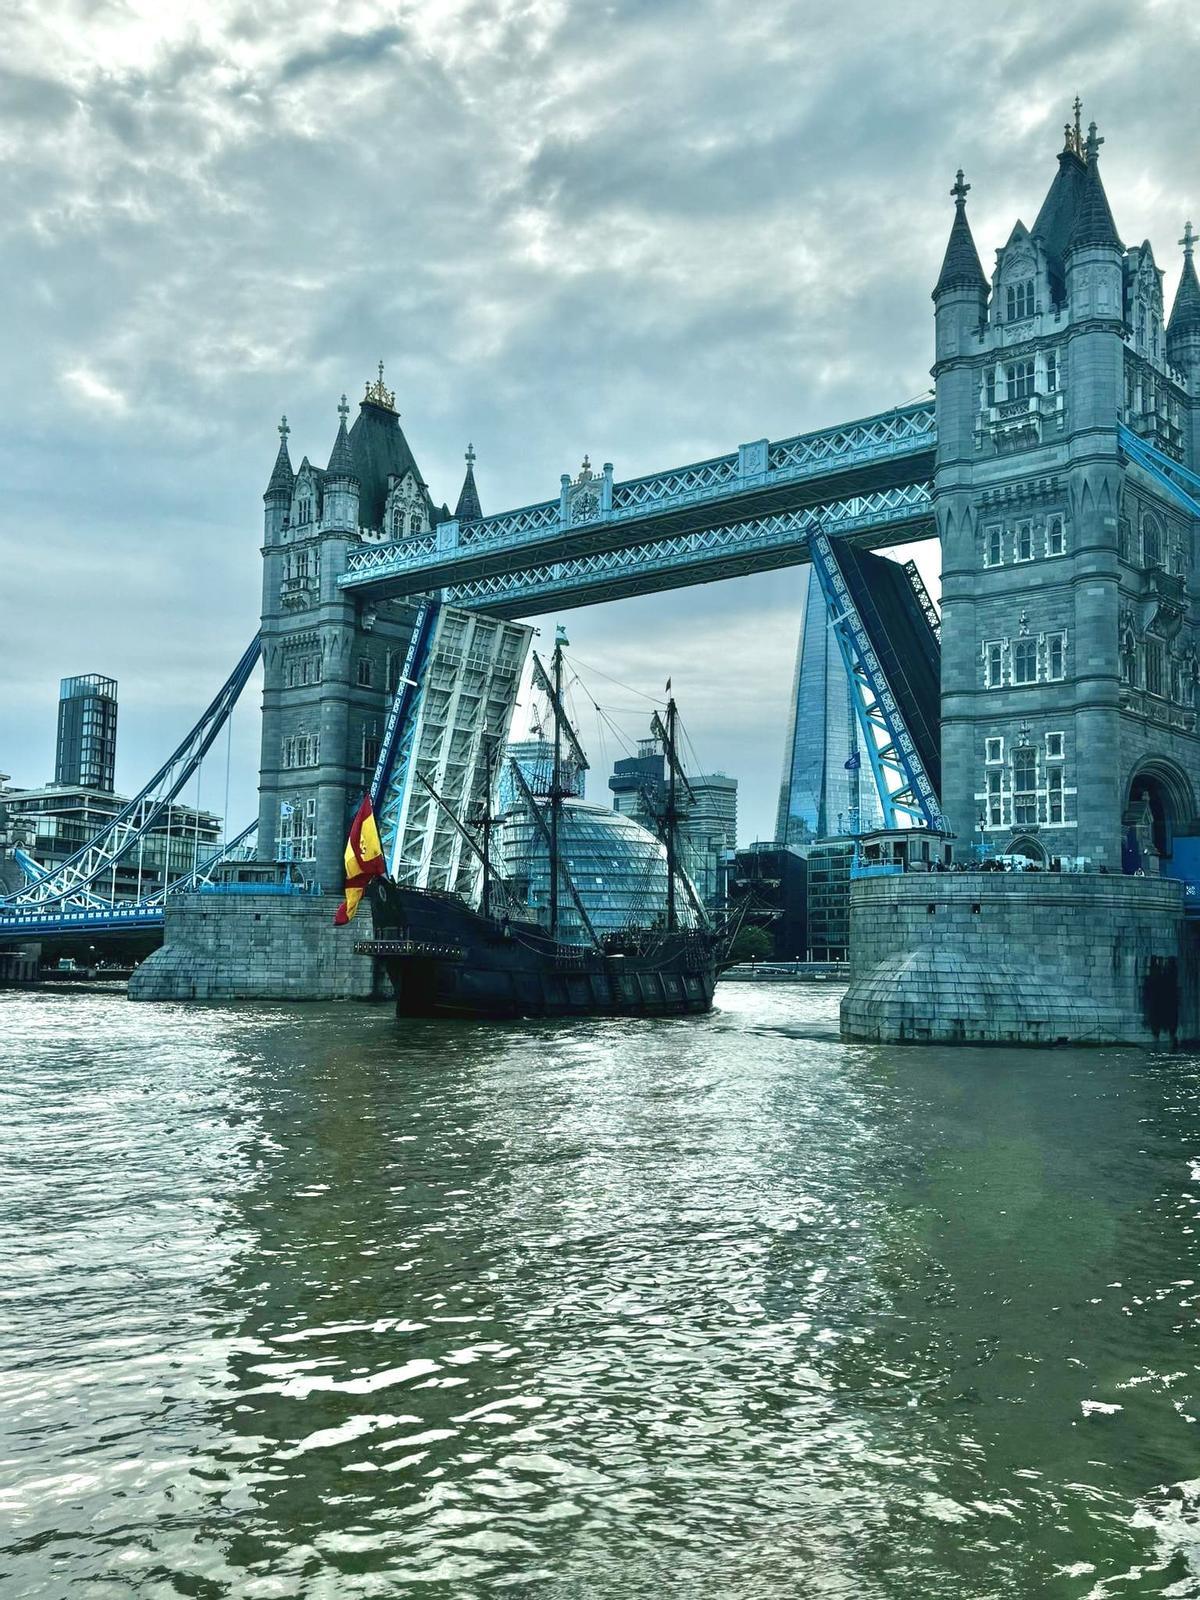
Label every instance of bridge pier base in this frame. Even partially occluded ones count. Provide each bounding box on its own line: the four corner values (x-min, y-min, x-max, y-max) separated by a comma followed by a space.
841, 874, 1197, 1047
128, 891, 385, 1003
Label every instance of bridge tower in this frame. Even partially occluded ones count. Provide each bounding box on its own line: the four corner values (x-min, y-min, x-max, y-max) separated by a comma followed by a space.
257, 368, 451, 888
933, 110, 1200, 871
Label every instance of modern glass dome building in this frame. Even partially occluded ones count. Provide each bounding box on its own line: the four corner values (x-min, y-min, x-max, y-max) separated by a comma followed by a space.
501, 798, 701, 942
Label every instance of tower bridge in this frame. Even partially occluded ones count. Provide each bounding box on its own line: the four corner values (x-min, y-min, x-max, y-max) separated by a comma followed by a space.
11, 106, 1200, 1045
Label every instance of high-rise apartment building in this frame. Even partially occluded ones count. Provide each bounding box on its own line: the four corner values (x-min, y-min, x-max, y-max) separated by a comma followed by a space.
55, 674, 118, 792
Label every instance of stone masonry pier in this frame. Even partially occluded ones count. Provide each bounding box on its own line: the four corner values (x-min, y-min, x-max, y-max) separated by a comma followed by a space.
841, 873, 1190, 1047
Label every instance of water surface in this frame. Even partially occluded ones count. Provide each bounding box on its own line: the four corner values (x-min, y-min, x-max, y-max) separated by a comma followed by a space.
2, 986, 1199, 1597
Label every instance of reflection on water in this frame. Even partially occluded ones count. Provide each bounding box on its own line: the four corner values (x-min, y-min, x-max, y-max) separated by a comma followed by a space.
1, 987, 1199, 1597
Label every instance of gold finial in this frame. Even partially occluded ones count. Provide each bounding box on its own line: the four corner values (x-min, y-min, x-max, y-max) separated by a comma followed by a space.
1182, 221, 1195, 259
1064, 97, 1086, 159
363, 359, 396, 411
465, 442, 476, 468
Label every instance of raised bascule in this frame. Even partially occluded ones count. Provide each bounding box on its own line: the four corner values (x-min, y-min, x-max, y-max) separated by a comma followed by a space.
7, 104, 1200, 1042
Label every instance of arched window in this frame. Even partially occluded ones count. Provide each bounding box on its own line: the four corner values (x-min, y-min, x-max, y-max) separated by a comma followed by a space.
1006, 280, 1034, 321
409, 511, 423, 536
391, 507, 403, 538
1142, 513, 1164, 567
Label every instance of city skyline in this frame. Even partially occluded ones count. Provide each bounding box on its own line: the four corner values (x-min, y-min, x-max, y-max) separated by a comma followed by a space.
4, 3, 1200, 841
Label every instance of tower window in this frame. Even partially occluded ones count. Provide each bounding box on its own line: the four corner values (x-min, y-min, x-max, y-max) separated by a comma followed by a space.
1047, 514, 1065, 557
391, 508, 403, 537
987, 769, 1004, 825
1006, 360, 1035, 400
1012, 638, 1037, 685
1047, 767, 1064, 824
1142, 514, 1163, 567
985, 737, 1004, 764
1016, 520, 1034, 561
985, 367, 997, 408
1046, 632, 1066, 681
1013, 749, 1037, 825
1146, 640, 1165, 696
1046, 732, 1064, 760
985, 525, 1003, 566
1045, 350, 1058, 393
356, 657, 374, 688
1006, 280, 1034, 321
985, 641, 1004, 688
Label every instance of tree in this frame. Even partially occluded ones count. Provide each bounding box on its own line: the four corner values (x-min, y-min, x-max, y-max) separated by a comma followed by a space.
728, 924, 773, 963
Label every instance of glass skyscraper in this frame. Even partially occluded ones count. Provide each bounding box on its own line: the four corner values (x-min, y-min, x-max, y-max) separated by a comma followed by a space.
775, 565, 883, 849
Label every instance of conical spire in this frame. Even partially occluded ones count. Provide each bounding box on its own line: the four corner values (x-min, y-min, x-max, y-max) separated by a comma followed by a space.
326, 394, 357, 479
1168, 222, 1200, 341
933, 170, 988, 299
454, 442, 482, 523
1065, 125, 1123, 255
264, 415, 294, 500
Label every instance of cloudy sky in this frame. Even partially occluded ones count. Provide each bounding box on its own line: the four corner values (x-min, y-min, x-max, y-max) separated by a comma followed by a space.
3, 0, 1198, 843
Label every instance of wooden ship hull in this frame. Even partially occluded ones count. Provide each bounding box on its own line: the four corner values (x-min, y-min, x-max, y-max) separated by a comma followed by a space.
358, 879, 719, 1021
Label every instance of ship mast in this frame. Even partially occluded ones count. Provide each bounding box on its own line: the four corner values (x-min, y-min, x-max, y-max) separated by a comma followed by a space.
479, 735, 497, 922
664, 695, 679, 932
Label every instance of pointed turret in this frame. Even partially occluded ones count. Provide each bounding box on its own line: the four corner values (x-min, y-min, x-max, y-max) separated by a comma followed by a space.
1168, 222, 1200, 341
264, 415, 294, 500
454, 443, 482, 523
1065, 125, 1123, 256
324, 395, 360, 532
932, 170, 988, 299
326, 395, 357, 480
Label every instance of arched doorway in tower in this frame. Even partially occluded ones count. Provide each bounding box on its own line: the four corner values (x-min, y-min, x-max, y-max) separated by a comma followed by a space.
1007, 835, 1047, 866
1124, 760, 1196, 868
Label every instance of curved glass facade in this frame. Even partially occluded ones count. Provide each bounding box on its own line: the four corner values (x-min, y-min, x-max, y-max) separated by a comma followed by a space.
501, 798, 701, 942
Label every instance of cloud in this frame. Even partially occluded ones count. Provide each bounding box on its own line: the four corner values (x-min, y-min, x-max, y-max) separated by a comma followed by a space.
0, 0, 1194, 839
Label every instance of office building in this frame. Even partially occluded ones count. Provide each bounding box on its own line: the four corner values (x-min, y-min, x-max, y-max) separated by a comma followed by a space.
56, 674, 118, 793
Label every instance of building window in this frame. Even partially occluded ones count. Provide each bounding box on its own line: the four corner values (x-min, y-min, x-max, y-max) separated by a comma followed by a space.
1142, 514, 1163, 567
985, 641, 1004, 687
282, 733, 320, 769
985, 367, 997, 408
1016, 520, 1034, 561
1146, 640, 1165, 696
391, 508, 403, 537
1046, 632, 1066, 681
1006, 280, 1034, 321
986, 737, 1004, 764
409, 512, 424, 537
985, 526, 1003, 566
1012, 748, 1037, 825
987, 769, 1004, 825
1047, 767, 1064, 824
1045, 350, 1058, 392
357, 657, 373, 688
1118, 518, 1131, 562
1012, 637, 1037, 685
386, 651, 401, 695
361, 721, 381, 774
1046, 731, 1064, 760
1047, 514, 1065, 557
1152, 319, 1160, 359
1007, 359, 1035, 400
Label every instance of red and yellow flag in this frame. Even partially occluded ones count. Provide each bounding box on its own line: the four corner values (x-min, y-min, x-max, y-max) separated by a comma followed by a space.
333, 796, 386, 925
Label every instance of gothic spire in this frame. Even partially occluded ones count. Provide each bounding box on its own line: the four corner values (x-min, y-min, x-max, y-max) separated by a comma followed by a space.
1065, 127, 1123, 255
326, 394, 357, 479
264, 415, 294, 500
932, 170, 988, 299
454, 442, 482, 523
1168, 221, 1200, 341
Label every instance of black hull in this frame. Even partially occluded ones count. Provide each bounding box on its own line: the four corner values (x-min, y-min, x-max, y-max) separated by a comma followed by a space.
359, 880, 719, 1021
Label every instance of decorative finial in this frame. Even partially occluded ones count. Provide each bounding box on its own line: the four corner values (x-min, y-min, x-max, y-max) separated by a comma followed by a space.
1063, 98, 1087, 159
363, 360, 396, 411
1085, 119, 1104, 162
465, 442, 476, 468
1074, 96, 1083, 146
1182, 221, 1195, 259
278, 415, 290, 441
950, 169, 970, 207
577, 454, 593, 482
337, 394, 349, 425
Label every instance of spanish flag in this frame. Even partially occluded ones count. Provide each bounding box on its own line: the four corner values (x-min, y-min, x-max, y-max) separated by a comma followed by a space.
333, 795, 386, 925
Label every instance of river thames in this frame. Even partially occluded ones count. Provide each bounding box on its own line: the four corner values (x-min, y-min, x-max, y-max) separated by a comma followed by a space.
2, 985, 1199, 1598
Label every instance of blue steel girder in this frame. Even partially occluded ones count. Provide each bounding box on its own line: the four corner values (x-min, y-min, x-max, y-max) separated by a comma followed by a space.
339, 402, 935, 604
368, 597, 441, 872
809, 530, 945, 834
0, 903, 166, 940
1118, 422, 1200, 520
433, 483, 933, 619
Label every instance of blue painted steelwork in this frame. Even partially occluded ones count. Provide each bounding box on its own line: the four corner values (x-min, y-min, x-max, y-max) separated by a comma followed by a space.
339, 403, 935, 608
391, 483, 935, 620
2, 638, 261, 914
0, 820, 259, 939
809, 530, 945, 832
1119, 422, 1200, 519
367, 598, 441, 873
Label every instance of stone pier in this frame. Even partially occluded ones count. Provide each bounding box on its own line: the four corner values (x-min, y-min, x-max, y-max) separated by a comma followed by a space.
129, 891, 383, 1003
841, 873, 1191, 1046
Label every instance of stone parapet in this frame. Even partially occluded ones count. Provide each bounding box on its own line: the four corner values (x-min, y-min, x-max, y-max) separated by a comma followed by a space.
841, 872, 1187, 1046
128, 891, 382, 1003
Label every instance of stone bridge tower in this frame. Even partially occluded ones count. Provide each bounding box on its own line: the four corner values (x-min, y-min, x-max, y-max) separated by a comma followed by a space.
933, 108, 1200, 871
256, 367, 467, 889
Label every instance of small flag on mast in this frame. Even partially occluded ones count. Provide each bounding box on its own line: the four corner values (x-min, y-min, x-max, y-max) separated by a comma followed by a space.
844, 750, 862, 771
333, 795, 386, 925
665, 677, 672, 692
